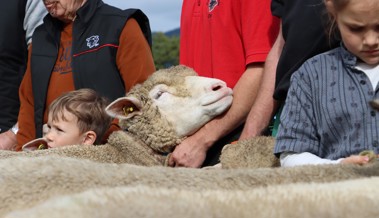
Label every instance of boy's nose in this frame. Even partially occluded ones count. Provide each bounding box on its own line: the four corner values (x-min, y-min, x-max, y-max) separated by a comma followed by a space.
45, 132, 53, 142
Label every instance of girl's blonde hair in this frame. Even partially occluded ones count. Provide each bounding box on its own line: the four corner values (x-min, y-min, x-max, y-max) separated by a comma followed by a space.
324, 0, 350, 41
48, 88, 112, 144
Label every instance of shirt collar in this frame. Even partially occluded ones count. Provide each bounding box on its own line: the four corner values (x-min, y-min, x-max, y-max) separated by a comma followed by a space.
76, 0, 104, 25
339, 42, 358, 67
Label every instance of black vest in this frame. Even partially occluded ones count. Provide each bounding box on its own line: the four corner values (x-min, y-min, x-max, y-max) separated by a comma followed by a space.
31, 0, 152, 138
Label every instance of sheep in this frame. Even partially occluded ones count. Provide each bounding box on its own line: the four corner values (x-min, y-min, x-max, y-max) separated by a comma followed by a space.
0, 65, 279, 169
0, 65, 233, 166
105, 64, 233, 153
5, 178, 379, 218
220, 136, 279, 169
2, 65, 378, 216
0, 155, 379, 216
0, 131, 168, 166
0, 133, 278, 168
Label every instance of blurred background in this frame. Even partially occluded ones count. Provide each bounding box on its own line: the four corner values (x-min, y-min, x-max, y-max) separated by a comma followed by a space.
104, 0, 181, 69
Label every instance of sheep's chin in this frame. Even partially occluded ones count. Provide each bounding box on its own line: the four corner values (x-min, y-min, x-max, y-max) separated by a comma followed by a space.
203, 95, 233, 115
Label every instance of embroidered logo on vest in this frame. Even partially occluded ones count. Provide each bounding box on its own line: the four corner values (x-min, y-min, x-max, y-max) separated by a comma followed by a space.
209, 0, 218, 12
86, 35, 100, 48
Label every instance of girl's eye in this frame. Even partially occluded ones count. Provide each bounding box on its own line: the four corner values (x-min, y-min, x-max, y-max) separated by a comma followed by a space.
348, 26, 363, 32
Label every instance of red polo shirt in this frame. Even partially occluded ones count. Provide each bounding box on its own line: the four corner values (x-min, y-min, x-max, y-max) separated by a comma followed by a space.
180, 0, 279, 88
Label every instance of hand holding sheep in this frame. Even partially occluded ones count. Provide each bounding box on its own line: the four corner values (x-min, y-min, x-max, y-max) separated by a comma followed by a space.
341, 150, 378, 165
168, 135, 209, 167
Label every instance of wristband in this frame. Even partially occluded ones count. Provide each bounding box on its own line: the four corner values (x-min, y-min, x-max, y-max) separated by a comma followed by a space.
10, 124, 19, 135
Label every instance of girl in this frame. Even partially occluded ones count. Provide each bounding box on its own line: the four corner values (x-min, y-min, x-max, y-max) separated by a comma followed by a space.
274, 0, 379, 167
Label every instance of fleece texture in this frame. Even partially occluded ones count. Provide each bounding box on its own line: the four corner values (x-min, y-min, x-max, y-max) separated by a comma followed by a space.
0, 156, 379, 217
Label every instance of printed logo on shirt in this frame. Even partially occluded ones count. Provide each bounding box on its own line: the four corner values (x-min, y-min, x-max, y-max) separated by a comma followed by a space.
86, 35, 100, 48
53, 40, 72, 75
209, 0, 218, 12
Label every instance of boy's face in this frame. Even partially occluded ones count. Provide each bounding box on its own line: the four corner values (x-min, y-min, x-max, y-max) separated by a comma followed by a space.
336, 0, 379, 65
45, 110, 87, 148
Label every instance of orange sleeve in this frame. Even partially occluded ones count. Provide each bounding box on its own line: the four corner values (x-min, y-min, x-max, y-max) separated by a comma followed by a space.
116, 18, 156, 92
16, 45, 36, 150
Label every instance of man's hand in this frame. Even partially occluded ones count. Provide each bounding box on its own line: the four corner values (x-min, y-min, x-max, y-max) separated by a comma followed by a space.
0, 130, 17, 150
168, 136, 209, 168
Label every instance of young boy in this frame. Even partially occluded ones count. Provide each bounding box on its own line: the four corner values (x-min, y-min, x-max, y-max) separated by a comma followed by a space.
22, 89, 112, 151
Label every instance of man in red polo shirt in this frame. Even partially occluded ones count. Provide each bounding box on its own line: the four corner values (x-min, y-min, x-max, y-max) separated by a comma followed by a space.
169, 0, 279, 167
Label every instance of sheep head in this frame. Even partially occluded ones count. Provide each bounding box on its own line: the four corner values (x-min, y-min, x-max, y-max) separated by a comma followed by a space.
106, 65, 233, 153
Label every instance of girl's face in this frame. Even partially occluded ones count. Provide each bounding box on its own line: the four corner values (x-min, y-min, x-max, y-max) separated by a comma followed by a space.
336, 0, 379, 65
43, 0, 86, 22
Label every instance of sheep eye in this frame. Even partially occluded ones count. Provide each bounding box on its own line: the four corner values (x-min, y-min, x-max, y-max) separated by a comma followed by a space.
154, 91, 164, 99
150, 85, 169, 100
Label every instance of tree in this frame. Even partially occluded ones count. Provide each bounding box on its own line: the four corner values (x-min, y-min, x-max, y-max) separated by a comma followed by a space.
152, 32, 179, 70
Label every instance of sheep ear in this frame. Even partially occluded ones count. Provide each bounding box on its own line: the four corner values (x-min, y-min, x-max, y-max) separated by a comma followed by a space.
105, 96, 142, 120
22, 138, 48, 151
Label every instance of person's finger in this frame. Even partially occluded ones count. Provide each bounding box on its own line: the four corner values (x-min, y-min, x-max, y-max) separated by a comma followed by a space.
352, 155, 369, 164
359, 156, 369, 164
166, 153, 175, 167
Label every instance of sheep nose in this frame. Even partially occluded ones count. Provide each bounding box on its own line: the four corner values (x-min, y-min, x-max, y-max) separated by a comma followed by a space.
209, 81, 227, 92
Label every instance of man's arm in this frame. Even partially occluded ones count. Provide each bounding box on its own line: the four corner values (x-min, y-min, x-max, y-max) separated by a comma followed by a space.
0, 128, 18, 150
24, 0, 46, 45
0, 1, 46, 150
168, 63, 264, 167
239, 24, 284, 139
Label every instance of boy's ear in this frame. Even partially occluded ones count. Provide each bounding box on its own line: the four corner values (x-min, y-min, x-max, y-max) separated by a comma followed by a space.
82, 131, 97, 145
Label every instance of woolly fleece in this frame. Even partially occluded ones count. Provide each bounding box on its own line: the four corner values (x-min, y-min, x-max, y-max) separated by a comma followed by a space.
5, 178, 379, 218
0, 156, 379, 216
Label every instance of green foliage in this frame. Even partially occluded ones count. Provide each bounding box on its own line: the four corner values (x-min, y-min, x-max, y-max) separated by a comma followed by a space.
152, 32, 179, 70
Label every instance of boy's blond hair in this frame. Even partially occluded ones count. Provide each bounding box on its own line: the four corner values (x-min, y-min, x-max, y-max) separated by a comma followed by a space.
48, 89, 112, 144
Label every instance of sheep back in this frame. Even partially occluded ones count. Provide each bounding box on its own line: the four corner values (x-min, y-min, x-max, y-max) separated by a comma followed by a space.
5, 178, 379, 218
220, 136, 279, 169
1, 156, 379, 216
0, 131, 167, 166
